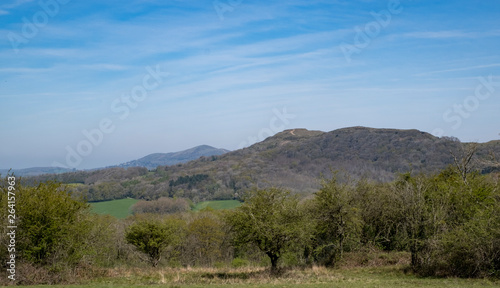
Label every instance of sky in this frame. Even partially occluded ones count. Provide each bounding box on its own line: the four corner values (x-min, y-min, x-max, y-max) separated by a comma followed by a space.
1, 0, 499, 169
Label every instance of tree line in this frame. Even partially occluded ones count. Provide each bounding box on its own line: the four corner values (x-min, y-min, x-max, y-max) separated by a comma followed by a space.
0, 164, 499, 284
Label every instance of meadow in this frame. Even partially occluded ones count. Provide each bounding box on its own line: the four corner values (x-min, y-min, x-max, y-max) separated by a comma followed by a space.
192, 199, 242, 211
90, 198, 138, 218
90, 199, 242, 218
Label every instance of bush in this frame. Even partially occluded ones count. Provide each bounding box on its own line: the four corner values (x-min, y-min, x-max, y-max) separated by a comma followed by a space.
231, 257, 250, 268
125, 215, 185, 267
0, 179, 92, 267
131, 197, 190, 214
417, 206, 500, 278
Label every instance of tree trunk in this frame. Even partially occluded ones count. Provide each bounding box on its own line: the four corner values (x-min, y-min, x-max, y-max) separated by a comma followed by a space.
339, 215, 344, 259
268, 253, 279, 275
410, 240, 418, 268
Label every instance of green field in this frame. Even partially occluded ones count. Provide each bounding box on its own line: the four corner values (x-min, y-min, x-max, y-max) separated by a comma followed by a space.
90, 198, 138, 219
90, 199, 241, 218
193, 200, 242, 211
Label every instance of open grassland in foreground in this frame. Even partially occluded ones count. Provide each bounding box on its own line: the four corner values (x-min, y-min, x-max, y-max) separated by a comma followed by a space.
90, 198, 138, 218
17, 266, 500, 288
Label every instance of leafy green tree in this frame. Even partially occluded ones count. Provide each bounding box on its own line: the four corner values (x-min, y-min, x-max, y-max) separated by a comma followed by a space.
226, 188, 308, 274
0, 179, 92, 266
414, 169, 500, 277
309, 175, 362, 266
356, 180, 402, 250
125, 215, 184, 267
186, 215, 225, 266
392, 173, 430, 267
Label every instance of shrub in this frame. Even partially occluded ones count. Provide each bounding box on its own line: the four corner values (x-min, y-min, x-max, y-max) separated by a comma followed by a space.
131, 197, 190, 214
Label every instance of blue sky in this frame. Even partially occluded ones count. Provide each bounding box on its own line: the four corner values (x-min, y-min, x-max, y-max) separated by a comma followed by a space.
1, 0, 499, 169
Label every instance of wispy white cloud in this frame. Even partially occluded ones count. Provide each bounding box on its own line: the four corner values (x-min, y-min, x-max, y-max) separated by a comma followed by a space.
414, 63, 500, 76
80, 64, 130, 71
0, 0, 35, 10
400, 30, 500, 39
0, 67, 54, 73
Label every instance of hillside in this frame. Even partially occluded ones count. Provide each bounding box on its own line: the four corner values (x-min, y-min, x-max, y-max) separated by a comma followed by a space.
111, 145, 230, 169
25, 127, 500, 202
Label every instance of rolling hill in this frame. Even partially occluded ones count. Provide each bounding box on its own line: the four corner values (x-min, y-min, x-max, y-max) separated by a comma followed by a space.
2, 145, 230, 177
0, 167, 75, 177
25, 127, 500, 202
110, 145, 231, 169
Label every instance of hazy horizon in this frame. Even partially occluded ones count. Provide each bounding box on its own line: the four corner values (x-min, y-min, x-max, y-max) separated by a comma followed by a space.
1, 0, 499, 169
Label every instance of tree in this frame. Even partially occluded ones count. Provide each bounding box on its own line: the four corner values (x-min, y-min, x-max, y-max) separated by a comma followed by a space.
186, 215, 225, 266
310, 174, 362, 266
393, 173, 429, 267
131, 197, 190, 214
0, 179, 92, 266
445, 137, 478, 185
414, 170, 500, 277
226, 188, 308, 274
125, 215, 184, 267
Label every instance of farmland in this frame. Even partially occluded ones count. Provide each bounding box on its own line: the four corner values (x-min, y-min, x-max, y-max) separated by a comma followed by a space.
90, 198, 138, 218
193, 199, 242, 211
90, 199, 241, 218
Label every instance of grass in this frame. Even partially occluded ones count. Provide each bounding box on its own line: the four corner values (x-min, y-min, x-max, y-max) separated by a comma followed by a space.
7, 251, 499, 287
14, 266, 500, 288
89, 199, 240, 218
193, 200, 242, 211
90, 198, 138, 219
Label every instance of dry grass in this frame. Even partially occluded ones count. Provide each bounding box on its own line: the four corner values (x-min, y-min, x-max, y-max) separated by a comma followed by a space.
4, 252, 499, 287
75, 252, 413, 286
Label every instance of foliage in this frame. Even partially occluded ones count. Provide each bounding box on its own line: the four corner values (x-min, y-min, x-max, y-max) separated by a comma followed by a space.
0, 178, 92, 266
186, 215, 226, 266
125, 215, 185, 267
131, 197, 190, 215
308, 174, 362, 266
226, 188, 310, 274
169, 174, 209, 188
415, 172, 500, 277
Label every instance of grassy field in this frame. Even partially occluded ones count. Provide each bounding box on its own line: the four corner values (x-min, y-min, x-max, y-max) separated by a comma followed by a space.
15, 266, 500, 288
90, 199, 241, 218
193, 200, 242, 211
90, 198, 138, 219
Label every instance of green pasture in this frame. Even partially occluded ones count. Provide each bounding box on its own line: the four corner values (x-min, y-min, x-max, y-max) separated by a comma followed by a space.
90, 199, 241, 218
192, 199, 242, 211
90, 198, 138, 219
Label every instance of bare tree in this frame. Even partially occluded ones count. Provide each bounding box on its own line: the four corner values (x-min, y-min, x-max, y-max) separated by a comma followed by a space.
445, 137, 478, 185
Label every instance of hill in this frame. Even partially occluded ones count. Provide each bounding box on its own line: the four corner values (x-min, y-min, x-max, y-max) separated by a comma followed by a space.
0, 167, 74, 177
110, 145, 231, 169
1, 145, 229, 177
25, 127, 500, 202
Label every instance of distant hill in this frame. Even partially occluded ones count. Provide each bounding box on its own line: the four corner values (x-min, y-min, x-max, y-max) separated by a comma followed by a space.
0, 167, 75, 177
2, 145, 230, 177
112, 145, 231, 169
25, 127, 500, 202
